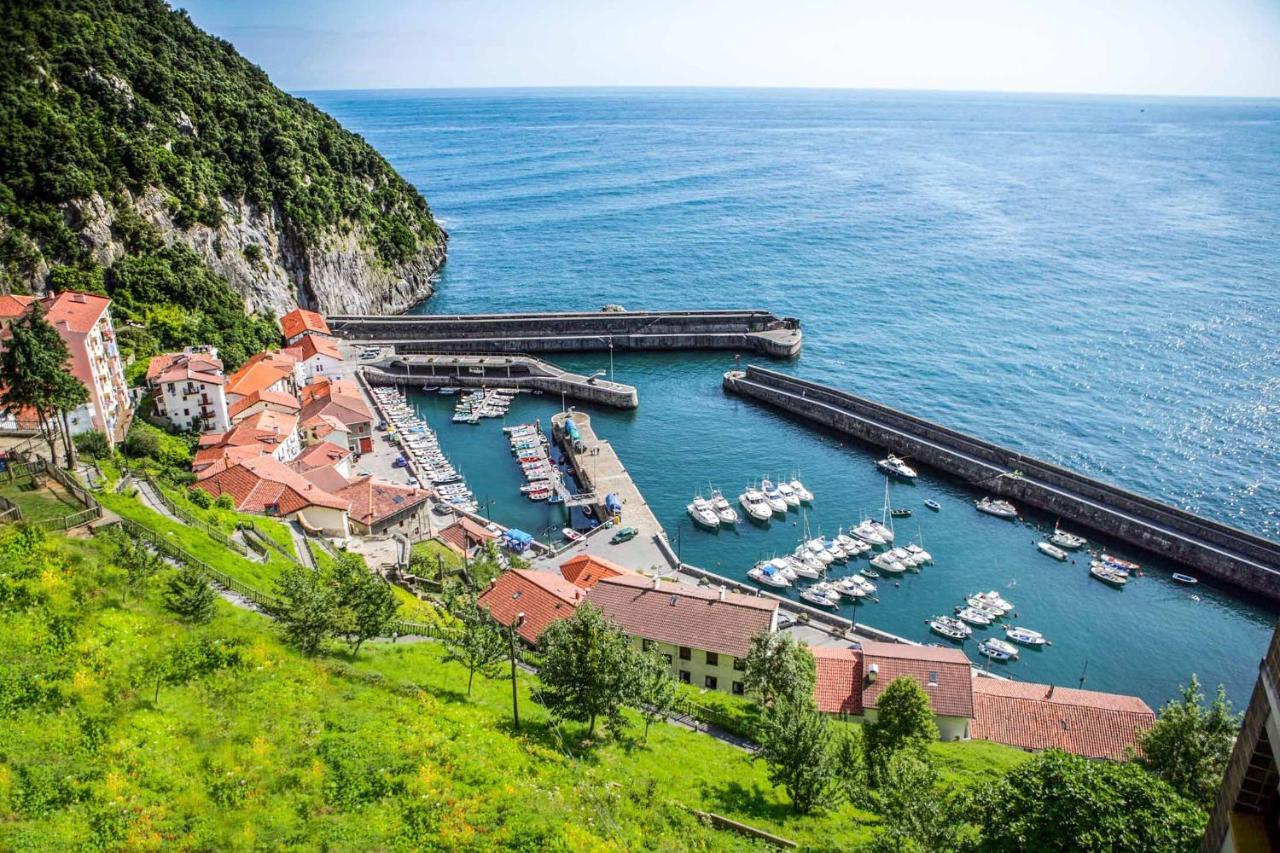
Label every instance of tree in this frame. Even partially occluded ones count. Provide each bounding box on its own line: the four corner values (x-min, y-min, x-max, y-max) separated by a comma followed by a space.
164, 564, 217, 624
145, 636, 244, 706
635, 647, 677, 741
1140, 674, 1241, 807
833, 724, 873, 809
742, 631, 816, 708
0, 304, 89, 468
868, 751, 966, 852
967, 750, 1206, 852
442, 594, 506, 696
273, 564, 337, 656
73, 430, 110, 460
331, 553, 397, 656
114, 531, 163, 602
755, 695, 838, 814
864, 676, 938, 785
536, 603, 639, 739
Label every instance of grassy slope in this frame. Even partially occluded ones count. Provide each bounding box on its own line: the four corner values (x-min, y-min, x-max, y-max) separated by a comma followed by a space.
0, 476, 83, 523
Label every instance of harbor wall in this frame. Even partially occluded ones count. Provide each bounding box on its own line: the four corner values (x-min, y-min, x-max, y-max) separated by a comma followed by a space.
329, 309, 803, 359
362, 355, 638, 409
723, 366, 1280, 601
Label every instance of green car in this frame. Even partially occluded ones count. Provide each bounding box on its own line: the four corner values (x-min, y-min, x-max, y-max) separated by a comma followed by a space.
610, 527, 638, 544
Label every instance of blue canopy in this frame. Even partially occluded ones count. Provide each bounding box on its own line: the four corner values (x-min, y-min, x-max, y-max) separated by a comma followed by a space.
565, 422, 581, 441
604, 493, 622, 514
504, 528, 534, 545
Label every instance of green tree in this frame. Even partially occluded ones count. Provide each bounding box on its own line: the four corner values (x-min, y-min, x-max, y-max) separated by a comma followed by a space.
273, 564, 336, 656
833, 724, 873, 809
967, 750, 1206, 852
113, 531, 163, 602
0, 304, 89, 467
1139, 674, 1241, 807
742, 631, 816, 708
635, 647, 677, 742
145, 636, 244, 706
186, 487, 212, 509
864, 676, 938, 785
442, 594, 507, 697
868, 752, 966, 852
755, 695, 838, 814
536, 603, 639, 739
331, 553, 397, 656
73, 430, 111, 461
163, 564, 217, 624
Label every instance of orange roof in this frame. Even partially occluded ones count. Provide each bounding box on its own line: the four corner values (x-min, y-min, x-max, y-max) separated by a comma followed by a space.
438, 517, 499, 553
228, 388, 301, 418
559, 554, 632, 589
193, 443, 266, 478
970, 677, 1155, 760
225, 352, 296, 399
860, 640, 974, 719
291, 441, 352, 471
812, 647, 864, 715
194, 454, 349, 515
42, 291, 109, 334
147, 351, 225, 386
191, 411, 297, 478
335, 475, 430, 527
283, 333, 343, 362
478, 569, 584, 644
303, 413, 351, 439
299, 377, 372, 426
0, 294, 36, 320
280, 308, 330, 340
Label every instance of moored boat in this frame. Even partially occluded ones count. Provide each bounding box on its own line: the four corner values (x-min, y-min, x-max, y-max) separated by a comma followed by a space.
789, 478, 814, 503
1101, 553, 1141, 571
739, 488, 773, 523
850, 520, 887, 546
1037, 541, 1069, 561
687, 497, 721, 529
776, 482, 801, 508
978, 638, 1019, 661
1004, 626, 1051, 646
954, 606, 993, 626
1171, 573, 1199, 585
928, 616, 969, 641
562, 528, 584, 543
870, 552, 908, 574
760, 480, 789, 514
708, 490, 740, 525
1050, 528, 1087, 549
924, 499, 941, 511
976, 497, 1018, 519
1090, 562, 1129, 587
877, 454, 918, 479
975, 590, 1015, 613
800, 582, 841, 608
748, 561, 791, 588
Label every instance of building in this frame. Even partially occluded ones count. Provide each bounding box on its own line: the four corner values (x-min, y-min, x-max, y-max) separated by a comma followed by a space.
290, 441, 354, 478
283, 333, 343, 384
40, 292, 132, 442
969, 677, 1155, 760
301, 412, 352, 449
437, 517, 501, 559
299, 378, 374, 454
334, 475, 432, 537
228, 388, 302, 423
559, 554, 633, 589
1203, 620, 1280, 852
586, 575, 779, 695
225, 350, 301, 404
146, 348, 230, 433
477, 569, 585, 644
0, 294, 36, 331
193, 454, 350, 537
279, 307, 332, 345
191, 410, 301, 478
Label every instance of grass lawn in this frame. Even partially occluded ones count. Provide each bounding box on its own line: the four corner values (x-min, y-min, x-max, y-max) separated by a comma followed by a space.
0, 475, 84, 523
411, 537, 463, 572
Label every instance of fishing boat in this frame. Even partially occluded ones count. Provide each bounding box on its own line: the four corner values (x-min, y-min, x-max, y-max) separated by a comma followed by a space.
1004, 626, 1051, 646
562, 528, 584, 543
1101, 553, 1141, 572
789, 478, 814, 504
760, 480, 789, 514
1090, 562, 1129, 587
748, 561, 791, 588
708, 490, 739, 525
800, 583, 841, 608
1037, 541, 1069, 561
954, 606, 993, 626
978, 638, 1019, 661
776, 481, 802, 508
1171, 573, 1199, 585
924, 499, 941, 511
890, 508, 912, 518
928, 617, 969, 641
687, 497, 721, 530
1050, 526, 1087, 549
976, 497, 1018, 519
850, 520, 887, 546
739, 488, 774, 523
877, 454, 918, 480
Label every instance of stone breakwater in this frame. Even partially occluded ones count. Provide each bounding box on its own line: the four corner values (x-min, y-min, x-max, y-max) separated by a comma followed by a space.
724, 366, 1280, 602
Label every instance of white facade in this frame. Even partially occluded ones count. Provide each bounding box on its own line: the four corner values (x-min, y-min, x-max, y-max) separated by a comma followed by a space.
298, 352, 342, 384
636, 638, 750, 696
156, 377, 230, 433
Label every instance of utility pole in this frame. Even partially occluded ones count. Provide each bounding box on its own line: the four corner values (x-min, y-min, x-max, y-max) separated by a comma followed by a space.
510, 612, 525, 731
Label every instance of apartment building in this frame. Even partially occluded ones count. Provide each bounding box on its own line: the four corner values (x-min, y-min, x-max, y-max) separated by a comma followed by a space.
147, 347, 230, 433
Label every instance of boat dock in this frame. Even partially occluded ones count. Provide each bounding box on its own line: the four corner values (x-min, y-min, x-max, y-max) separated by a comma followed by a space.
724, 365, 1280, 601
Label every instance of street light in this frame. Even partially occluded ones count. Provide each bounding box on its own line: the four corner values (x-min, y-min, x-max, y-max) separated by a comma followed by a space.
509, 612, 526, 731
594, 336, 614, 381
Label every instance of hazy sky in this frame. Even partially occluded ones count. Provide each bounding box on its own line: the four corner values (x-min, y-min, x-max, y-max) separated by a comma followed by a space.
179, 0, 1280, 97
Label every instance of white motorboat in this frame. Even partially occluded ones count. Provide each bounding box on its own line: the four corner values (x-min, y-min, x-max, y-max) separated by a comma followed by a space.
1004, 626, 1050, 646
888, 546, 921, 568
822, 537, 848, 562
1090, 562, 1129, 587
1101, 553, 1141, 572
776, 482, 801, 508
849, 520, 887, 546
760, 480, 789, 514
1050, 528, 1087, 549
687, 497, 721, 530
832, 577, 868, 599
791, 548, 825, 574
748, 561, 791, 588
954, 606, 993, 626
928, 616, 969, 641
1037, 541, 1069, 561
868, 520, 895, 544
978, 638, 1019, 661
789, 479, 814, 503
708, 490, 739, 525
877, 454, 918, 479
800, 582, 841, 608
870, 552, 908, 574
975, 590, 1015, 612
786, 554, 823, 580
739, 488, 774, 522
562, 528, 584, 543
965, 597, 1005, 619
806, 538, 835, 565
849, 573, 877, 594
976, 497, 1018, 519
905, 543, 933, 565
836, 533, 866, 557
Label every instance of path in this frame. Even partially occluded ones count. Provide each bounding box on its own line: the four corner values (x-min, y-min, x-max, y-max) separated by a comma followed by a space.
288, 521, 317, 569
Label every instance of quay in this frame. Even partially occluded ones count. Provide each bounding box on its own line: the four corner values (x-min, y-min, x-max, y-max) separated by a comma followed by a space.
361, 353, 639, 408
724, 365, 1280, 601
328, 308, 803, 359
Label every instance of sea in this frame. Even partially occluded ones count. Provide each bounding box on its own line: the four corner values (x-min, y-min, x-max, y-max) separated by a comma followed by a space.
304, 87, 1280, 709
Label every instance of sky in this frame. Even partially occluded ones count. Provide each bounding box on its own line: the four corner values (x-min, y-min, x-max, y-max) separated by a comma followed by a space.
179, 0, 1280, 98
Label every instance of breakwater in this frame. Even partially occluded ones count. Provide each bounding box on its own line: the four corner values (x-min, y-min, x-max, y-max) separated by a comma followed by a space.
329, 309, 802, 358
724, 366, 1280, 601
362, 354, 639, 408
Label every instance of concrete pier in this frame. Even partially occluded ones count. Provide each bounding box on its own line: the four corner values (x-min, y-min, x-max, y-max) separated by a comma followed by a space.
724, 366, 1280, 602
328, 308, 803, 359
361, 353, 639, 409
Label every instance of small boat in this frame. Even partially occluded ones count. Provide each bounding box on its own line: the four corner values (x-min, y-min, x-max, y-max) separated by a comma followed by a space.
739, 488, 774, 523
973, 590, 1015, 613
976, 497, 1018, 519
861, 568, 881, 579
978, 638, 1018, 661
954, 606, 993, 626
687, 497, 721, 530
1037, 541, 1069, 561
850, 520, 887, 546
1004, 626, 1051, 646
889, 546, 921, 569
1171, 573, 1199, 585
905, 543, 933, 565
789, 479, 814, 503
437, 387, 459, 395
562, 528, 584, 543
1090, 562, 1129, 587
832, 577, 868, 599
1050, 528, 1087, 549
870, 552, 908, 574
1101, 553, 1141, 572
800, 583, 841, 608
787, 554, 823, 580
928, 616, 969, 641
877, 454, 918, 479
760, 480, 789, 514
748, 562, 791, 588
708, 490, 739, 525
965, 597, 1005, 619
890, 508, 912, 518
776, 482, 801, 508
924, 499, 941, 511
981, 637, 1020, 658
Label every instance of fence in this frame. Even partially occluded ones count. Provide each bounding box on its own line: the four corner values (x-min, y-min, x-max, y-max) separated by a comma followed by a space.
0, 495, 21, 522
138, 473, 253, 558
0, 457, 104, 531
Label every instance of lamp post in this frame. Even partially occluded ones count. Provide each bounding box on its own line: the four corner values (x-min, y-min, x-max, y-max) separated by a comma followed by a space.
509, 612, 525, 731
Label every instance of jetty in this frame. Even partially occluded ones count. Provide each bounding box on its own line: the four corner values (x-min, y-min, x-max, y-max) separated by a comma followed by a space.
724, 366, 1280, 601
552, 410, 665, 539
329, 308, 803, 359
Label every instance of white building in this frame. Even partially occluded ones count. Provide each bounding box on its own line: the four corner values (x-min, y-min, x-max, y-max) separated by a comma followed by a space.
42, 292, 132, 442
146, 347, 230, 433
283, 333, 344, 384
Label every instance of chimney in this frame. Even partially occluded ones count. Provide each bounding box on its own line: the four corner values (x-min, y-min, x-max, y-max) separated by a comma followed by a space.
717, 586, 726, 602
652, 575, 660, 589
1047, 684, 1055, 698
867, 662, 879, 683
489, 578, 497, 589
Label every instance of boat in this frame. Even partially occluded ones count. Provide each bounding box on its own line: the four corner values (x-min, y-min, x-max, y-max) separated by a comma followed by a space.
832, 577, 868, 600
924, 499, 941, 511
1004, 626, 1051, 646
889, 546, 921, 569
870, 552, 908, 574
905, 543, 933, 565
954, 606, 993, 626
1090, 562, 1129, 587
928, 617, 969, 641
776, 482, 801, 508
972, 591, 1014, 614
980, 637, 1020, 659
978, 638, 1017, 661
1036, 541, 1069, 561
562, 528, 584, 543
748, 561, 791, 588
849, 520, 887, 546
760, 480, 789, 514
687, 497, 721, 530
862, 568, 881, 579
877, 454, 918, 479
739, 488, 774, 523
789, 479, 814, 503
786, 554, 823, 579
837, 533, 870, 558
806, 538, 835, 565
1050, 527, 1087, 549
976, 497, 1018, 519
1171, 573, 1199, 585
965, 597, 1005, 619
800, 583, 841, 608
708, 490, 739, 525
849, 573, 877, 594
1101, 553, 1141, 572
868, 520, 895, 544
890, 508, 912, 518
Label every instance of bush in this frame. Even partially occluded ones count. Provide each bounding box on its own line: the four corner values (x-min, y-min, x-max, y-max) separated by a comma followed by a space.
214, 494, 234, 510
187, 487, 212, 509
73, 430, 111, 460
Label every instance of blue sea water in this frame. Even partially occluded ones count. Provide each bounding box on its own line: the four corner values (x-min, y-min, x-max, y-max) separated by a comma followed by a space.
306, 88, 1280, 708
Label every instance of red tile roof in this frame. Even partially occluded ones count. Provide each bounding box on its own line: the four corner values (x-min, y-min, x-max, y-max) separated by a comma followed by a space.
146, 351, 225, 386
225, 351, 297, 398
0, 294, 36, 321
42, 291, 109, 334
586, 575, 777, 659
299, 377, 372, 427
291, 441, 352, 471
191, 411, 297, 477
478, 569, 584, 644
280, 308, 331, 341
228, 388, 301, 418
283, 333, 343, 362
860, 641, 975, 719
559, 554, 632, 589
970, 677, 1155, 760
302, 413, 350, 439
194, 454, 349, 515
812, 647, 864, 715
335, 475, 430, 527
438, 517, 500, 553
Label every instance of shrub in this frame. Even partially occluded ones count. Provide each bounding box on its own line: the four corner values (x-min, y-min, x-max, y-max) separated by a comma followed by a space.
73, 430, 111, 460
187, 487, 212, 509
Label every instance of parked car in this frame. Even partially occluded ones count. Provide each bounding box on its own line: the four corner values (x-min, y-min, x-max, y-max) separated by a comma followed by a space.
610, 526, 638, 544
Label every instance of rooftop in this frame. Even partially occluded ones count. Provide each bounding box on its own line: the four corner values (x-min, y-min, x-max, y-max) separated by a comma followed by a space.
42, 291, 110, 334
146, 351, 225, 386
336, 475, 430, 527
284, 333, 343, 362
225, 351, 298, 399
195, 454, 349, 516
280, 308, 331, 340
812, 646, 864, 715
859, 640, 974, 719
478, 569, 584, 644
559, 554, 633, 589
228, 388, 302, 418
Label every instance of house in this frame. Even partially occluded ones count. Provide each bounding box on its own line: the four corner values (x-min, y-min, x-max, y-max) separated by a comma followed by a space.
812, 642, 975, 741
299, 378, 374, 454
437, 517, 500, 558
224, 350, 301, 404
559, 554, 632, 589
146, 348, 230, 433
334, 475, 432, 537
586, 575, 779, 695
290, 441, 353, 478
228, 388, 302, 423
192, 410, 301, 478
279, 308, 331, 346
282, 333, 343, 383
477, 569, 585, 644
0, 294, 36, 331
301, 412, 352, 449
39, 292, 132, 442
969, 677, 1156, 760
193, 454, 350, 537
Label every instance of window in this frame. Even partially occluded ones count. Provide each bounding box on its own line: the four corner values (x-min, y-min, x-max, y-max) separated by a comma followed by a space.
705, 651, 718, 666
732, 681, 744, 696
928, 671, 938, 687
167, 383, 174, 393
733, 657, 746, 671
183, 409, 189, 416
679, 646, 691, 661
704, 675, 717, 690
641, 638, 653, 652
679, 670, 690, 684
